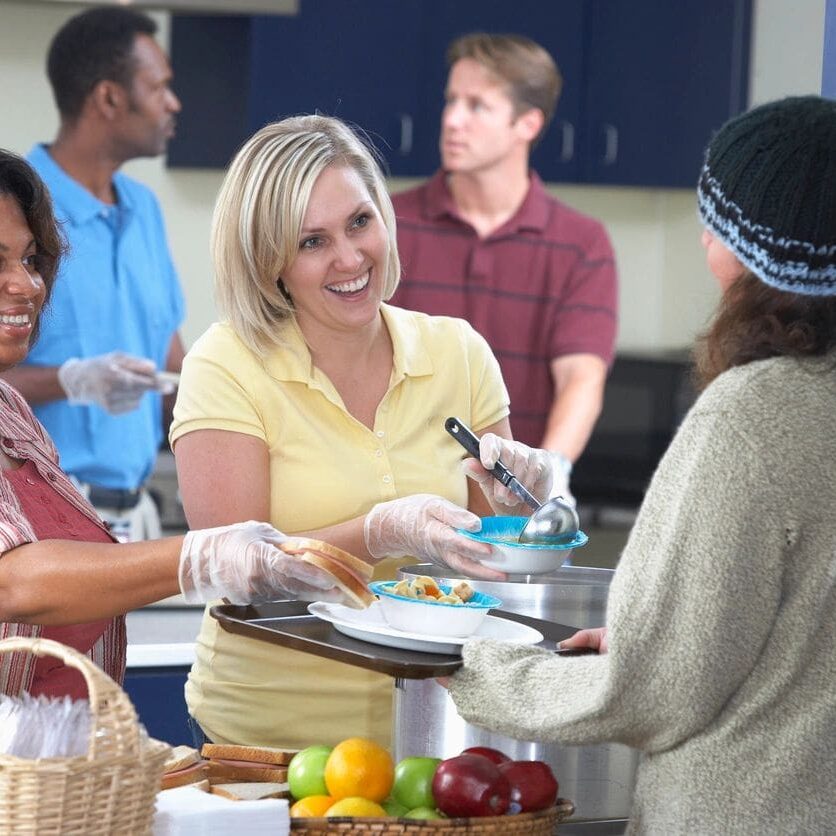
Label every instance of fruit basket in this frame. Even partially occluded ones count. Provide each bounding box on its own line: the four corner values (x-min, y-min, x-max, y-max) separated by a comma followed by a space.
290, 799, 574, 834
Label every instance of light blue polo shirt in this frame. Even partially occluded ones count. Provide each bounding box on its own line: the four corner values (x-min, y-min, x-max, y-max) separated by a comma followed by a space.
25, 144, 185, 490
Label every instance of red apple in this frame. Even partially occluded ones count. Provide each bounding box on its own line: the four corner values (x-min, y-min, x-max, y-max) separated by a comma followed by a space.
461, 746, 511, 765
497, 760, 559, 812
432, 754, 511, 817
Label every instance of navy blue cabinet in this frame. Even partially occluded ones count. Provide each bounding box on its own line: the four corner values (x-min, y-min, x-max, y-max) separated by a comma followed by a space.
167, 15, 253, 169
168, 0, 750, 187
168, 2, 427, 173
248, 0, 426, 174
581, 0, 751, 186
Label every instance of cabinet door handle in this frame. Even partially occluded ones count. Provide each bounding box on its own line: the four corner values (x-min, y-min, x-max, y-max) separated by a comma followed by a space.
602, 124, 618, 165
398, 114, 413, 155
559, 121, 575, 162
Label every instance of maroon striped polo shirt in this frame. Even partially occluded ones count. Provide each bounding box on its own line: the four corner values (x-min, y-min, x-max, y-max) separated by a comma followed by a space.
391, 171, 618, 447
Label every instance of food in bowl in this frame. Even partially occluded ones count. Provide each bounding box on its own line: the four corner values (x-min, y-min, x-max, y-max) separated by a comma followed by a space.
389, 575, 475, 604
369, 580, 502, 638
456, 516, 588, 575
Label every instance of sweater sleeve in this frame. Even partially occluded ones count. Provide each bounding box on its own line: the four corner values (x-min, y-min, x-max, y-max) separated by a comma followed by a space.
448, 397, 786, 752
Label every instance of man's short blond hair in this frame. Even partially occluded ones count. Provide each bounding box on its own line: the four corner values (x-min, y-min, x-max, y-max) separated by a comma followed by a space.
211, 115, 401, 356
447, 32, 562, 144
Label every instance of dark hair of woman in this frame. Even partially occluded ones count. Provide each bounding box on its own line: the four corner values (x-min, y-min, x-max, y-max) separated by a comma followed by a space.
694, 270, 836, 389
0, 150, 65, 343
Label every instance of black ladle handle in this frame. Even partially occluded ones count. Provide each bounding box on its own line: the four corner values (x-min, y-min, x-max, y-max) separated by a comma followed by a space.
445, 417, 516, 489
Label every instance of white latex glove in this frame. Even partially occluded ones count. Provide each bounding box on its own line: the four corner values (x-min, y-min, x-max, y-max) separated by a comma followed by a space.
462, 433, 553, 516
548, 451, 576, 507
364, 494, 504, 579
58, 351, 165, 415
178, 520, 348, 605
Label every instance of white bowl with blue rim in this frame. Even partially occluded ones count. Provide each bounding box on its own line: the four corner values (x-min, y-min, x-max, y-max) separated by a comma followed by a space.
369, 580, 502, 638
457, 516, 588, 575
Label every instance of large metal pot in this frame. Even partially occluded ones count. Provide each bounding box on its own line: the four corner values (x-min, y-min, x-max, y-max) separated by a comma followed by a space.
392, 564, 638, 822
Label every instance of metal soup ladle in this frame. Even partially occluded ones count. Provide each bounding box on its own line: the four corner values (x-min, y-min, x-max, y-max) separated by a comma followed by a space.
444, 417, 580, 545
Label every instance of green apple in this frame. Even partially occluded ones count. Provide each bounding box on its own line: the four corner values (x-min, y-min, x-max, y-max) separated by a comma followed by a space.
288, 744, 332, 799
392, 756, 442, 810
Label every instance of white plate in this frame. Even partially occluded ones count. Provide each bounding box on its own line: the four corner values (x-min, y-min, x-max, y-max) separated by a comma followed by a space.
308, 601, 543, 655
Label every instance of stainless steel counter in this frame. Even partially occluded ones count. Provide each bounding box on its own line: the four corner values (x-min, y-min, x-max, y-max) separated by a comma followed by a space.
126, 604, 204, 645
125, 604, 203, 672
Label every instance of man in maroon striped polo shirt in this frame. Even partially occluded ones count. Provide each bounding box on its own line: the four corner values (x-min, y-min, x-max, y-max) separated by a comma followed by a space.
391, 33, 618, 503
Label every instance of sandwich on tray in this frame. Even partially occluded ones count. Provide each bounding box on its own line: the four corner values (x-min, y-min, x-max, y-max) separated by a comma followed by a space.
161, 745, 210, 790
279, 537, 375, 609
201, 743, 298, 784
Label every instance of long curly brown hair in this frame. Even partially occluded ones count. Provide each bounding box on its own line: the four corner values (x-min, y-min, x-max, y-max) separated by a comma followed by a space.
694, 272, 836, 389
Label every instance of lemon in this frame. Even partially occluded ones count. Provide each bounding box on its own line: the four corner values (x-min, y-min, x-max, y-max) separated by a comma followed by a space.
290, 795, 334, 817
325, 797, 389, 817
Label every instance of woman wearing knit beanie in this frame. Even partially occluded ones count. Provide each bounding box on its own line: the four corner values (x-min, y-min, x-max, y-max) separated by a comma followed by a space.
445, 95, 836, 833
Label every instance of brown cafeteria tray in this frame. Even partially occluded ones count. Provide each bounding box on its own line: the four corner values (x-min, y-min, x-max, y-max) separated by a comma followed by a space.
211, 600, 579, 679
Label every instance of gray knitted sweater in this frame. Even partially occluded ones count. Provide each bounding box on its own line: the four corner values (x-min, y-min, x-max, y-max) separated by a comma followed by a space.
449, 354, 836, 834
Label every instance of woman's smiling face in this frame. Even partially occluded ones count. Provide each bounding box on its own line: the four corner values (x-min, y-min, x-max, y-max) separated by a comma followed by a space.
280, 164, 389, 338
0, 195, 46, 371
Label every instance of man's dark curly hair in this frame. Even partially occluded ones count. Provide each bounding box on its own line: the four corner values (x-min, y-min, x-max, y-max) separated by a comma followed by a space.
47, 7, 157, 121
0, 150, 65, 346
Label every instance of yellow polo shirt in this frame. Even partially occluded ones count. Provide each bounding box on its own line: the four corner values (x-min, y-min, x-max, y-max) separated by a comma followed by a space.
170, 304, 509, 747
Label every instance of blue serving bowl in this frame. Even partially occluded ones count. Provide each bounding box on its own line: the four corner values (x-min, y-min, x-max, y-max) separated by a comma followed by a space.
457, 516, 588, 574
370, 580, 502, 637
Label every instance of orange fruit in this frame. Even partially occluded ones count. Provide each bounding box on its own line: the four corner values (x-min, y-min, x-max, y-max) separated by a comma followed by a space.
325, 797, 388, 817
324, 737, 394, 802
290, 795, 335, 817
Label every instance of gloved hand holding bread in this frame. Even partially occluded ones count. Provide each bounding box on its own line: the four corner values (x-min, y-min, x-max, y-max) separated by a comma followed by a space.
178, 521, 374, 608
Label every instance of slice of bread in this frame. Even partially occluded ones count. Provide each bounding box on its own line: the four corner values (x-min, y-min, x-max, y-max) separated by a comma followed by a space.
296, 551, 376, 609
278, 537, 375, 609
160, 761, 211, 790
210, 782, 289, 800
280, 537, 374, 582
206, 761, 288, 783
200, 743, 298, 766
164, 744, 201, 773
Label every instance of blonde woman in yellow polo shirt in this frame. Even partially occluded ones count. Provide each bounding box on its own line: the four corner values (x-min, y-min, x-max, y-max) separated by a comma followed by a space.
169, 115, 555, 749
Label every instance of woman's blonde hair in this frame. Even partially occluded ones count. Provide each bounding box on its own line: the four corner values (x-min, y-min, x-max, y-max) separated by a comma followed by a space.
211, 114, 401, 356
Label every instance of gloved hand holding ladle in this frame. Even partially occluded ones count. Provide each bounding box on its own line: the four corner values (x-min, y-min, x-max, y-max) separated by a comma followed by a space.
445, 417, 580, 545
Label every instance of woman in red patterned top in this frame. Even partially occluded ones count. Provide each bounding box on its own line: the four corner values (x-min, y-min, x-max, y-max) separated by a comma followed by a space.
0, 150, 353, 698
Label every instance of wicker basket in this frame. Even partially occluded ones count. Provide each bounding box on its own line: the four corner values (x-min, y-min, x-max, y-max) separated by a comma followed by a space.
0, 637, 170, 835
290, 799, 574, 834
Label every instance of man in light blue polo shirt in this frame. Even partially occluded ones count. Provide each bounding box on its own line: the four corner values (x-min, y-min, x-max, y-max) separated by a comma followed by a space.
1, 7, 185, 540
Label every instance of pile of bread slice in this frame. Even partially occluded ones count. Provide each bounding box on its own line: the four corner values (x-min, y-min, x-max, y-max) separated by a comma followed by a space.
161, 743, 297, 801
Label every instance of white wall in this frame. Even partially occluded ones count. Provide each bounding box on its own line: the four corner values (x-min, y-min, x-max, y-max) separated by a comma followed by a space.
0, 0, 826, 351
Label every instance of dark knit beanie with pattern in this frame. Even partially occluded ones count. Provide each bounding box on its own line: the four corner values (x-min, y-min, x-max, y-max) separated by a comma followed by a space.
697, 95, 836, 297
